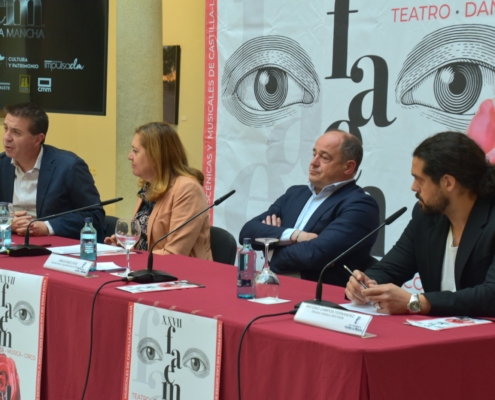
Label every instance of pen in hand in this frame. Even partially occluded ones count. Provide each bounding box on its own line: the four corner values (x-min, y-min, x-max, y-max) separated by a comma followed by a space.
343, 265, 368, 289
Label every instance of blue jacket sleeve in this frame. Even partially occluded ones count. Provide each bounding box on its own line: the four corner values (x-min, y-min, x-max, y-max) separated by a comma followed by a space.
45, 158, 104, 240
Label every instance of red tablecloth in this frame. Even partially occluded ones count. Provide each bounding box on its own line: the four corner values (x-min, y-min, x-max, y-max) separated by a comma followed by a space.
2, 236, 495, 399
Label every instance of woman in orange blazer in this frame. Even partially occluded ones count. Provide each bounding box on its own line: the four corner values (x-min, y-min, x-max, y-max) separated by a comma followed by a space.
106, 122, 212, 260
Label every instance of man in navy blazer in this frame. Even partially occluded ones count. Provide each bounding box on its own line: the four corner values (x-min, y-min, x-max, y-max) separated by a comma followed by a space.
346, 132, 495, 317
239, 129, 380, 286
0, 102, 104, 240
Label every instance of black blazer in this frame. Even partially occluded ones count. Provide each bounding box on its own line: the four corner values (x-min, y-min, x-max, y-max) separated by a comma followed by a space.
366, 198, 495, 316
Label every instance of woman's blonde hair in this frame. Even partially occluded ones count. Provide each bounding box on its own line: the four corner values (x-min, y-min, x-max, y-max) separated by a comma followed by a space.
135, 122, 204, 201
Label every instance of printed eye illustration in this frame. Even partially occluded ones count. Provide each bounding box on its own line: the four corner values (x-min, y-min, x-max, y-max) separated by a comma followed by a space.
137, 337, 163, 364
222, 35, 320, 128
13, 301, 35, 325
183, 348, 210, 378
396, 24, 495, 131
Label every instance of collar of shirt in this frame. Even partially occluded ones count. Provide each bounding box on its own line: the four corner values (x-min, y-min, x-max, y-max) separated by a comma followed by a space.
307, 177, 355, 199
11, 145, 44, 175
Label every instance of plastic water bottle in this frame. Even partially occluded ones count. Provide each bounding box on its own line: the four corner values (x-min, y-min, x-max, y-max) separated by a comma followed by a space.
80, 217, 97, 269
1, 226, 11, 249
237, 238, 256, 299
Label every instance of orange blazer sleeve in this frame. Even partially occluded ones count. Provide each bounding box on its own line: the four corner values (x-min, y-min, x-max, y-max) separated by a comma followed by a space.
146, 176, 212, 260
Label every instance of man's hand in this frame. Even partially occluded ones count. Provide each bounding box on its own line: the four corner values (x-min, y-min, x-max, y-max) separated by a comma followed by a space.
262, 214, 318, 243
262, 214, 281, 227
294, 231, 318, 242
16, 221, 49, 237
104, 234, 120, 247
12, 211, 32, 234
360, 283, 411, 314
346, 271, 432, 314
345, 270, 377, 304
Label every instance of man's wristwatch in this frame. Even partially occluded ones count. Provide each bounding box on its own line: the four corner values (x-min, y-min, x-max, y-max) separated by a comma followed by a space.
407, 293, 421, 314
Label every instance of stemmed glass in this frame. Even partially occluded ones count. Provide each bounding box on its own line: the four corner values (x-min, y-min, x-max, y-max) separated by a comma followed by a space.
0, 203, 14, 252
115, 219, 141, 275
254, 238, 280, 299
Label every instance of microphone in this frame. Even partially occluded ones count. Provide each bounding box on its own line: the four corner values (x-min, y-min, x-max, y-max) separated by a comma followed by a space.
299, 206, 407, 310
6, 198, 123, 257
127, 190, 236, 284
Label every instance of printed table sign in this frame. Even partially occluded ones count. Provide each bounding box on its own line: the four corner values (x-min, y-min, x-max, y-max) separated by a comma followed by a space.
123, 303, 222, 400
0, 270, 48, 400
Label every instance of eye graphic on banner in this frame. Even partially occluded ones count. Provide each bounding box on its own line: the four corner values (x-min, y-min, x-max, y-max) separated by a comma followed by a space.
221, 35, 320, 128
183, 348, 210, 379
396, 24, 495, 132
13, 300, 35, 326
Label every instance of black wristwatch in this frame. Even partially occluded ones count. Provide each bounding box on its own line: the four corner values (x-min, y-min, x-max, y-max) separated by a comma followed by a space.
407, 293, 421, 314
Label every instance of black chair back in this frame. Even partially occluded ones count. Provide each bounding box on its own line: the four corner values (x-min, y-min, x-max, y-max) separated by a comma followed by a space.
210, 226, 237, 265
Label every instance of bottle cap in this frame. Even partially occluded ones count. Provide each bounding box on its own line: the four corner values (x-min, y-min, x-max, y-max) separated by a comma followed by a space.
84, 217, 93, 223
242, 238, 251, 244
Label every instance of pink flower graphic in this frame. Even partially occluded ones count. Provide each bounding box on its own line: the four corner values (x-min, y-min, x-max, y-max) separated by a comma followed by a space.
467, 98, 495, 163
0, 354, 20, 400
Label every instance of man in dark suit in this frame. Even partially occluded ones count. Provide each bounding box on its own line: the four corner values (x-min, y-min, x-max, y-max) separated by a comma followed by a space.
346, 131, 495, 317
1, 102, 104, 240
239, 129, 380, 286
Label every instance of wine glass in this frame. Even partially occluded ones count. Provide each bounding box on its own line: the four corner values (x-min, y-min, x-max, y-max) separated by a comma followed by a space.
115, 219, 141, 275
254, 238, 280, 299
0, 203, 14, 252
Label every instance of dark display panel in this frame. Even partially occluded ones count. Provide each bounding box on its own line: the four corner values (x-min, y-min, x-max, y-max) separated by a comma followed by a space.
0, 0, 108, 115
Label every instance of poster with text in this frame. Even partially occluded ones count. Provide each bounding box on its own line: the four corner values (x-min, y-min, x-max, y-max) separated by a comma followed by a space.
123, 303, 222, 400
0, 270, 48, 400
0, 0, 108, 115
204, 0, 495, 269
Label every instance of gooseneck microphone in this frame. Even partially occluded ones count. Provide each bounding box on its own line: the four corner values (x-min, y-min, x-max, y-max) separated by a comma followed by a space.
5, 198, 123, 257
299, 206, 407, 309
127, 190, 236, 284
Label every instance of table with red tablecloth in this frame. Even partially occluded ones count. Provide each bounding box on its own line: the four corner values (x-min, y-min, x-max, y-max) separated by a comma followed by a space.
2, 235, 495, 400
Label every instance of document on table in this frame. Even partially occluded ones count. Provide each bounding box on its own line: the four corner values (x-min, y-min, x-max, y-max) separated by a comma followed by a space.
49, 243, 127, 256
406, 317, 492, 331
96, 262, 126, 271
116, 280, 205, 294
340, 302, 389, 316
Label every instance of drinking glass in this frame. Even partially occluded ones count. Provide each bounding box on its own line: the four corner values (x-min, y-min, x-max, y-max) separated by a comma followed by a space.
0, 203, 14, 252
115, 219, 141, 275
254, 238, 280, 299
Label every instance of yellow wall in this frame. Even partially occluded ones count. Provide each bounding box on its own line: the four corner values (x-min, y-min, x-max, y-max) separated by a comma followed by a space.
0, 0, 206, 217
162, 0, 205, 170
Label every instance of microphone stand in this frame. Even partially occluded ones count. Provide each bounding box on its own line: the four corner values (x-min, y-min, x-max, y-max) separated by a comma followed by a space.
298, 206, 407, 309
127, 190, 236, 284
6, 198, 123, 257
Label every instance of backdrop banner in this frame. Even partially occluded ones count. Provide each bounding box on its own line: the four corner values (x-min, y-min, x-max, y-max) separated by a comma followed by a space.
203, 0, 495, 268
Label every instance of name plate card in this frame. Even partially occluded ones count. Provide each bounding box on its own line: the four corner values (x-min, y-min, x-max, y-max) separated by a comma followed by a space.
43, 254, 94, 277
294, 302, 374, 338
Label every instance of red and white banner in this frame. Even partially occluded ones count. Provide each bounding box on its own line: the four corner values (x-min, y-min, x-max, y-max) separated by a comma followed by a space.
0, 270, 47, 400
204, 0, 495, 257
